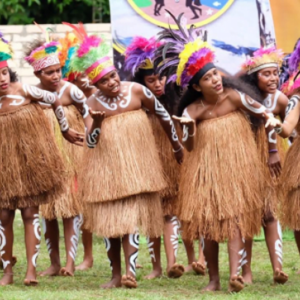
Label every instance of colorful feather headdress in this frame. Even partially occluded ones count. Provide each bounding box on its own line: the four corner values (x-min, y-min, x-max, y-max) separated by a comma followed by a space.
281, 42, 300, 95
64, 22, 115, 84
242, 45, 284, 75
155, 11, 214, 88
125, 36, 162, 76
25, 23, 61, 72
59, 32, 79, 81
0, 31, 13, 69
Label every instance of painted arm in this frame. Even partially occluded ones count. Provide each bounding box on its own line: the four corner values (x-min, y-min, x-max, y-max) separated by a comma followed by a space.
172, 108, 196, 152
23, 84, 84, 146
266, 95, 300, 138
233, 90, 281, 177
140, 86, 183, 164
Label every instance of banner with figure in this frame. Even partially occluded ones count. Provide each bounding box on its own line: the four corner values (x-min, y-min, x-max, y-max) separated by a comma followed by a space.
109, 0, 298, 79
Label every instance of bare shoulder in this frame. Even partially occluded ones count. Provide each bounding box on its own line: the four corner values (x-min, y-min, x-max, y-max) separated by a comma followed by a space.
277, 91, 289, 107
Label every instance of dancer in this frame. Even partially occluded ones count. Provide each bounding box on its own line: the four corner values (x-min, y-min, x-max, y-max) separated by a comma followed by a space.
266, 43, 300, 274
155, 13, 277, 292
24, 32, 88, 277
240, 46, 289, 284
186, 0, 202, 20
124, 36, 185, 279
68, 24, 183, 289
0, 32, 80, 286
154, 0, 164, 16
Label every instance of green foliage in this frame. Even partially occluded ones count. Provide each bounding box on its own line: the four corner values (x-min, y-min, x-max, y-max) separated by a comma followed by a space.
0, 0, 110, 25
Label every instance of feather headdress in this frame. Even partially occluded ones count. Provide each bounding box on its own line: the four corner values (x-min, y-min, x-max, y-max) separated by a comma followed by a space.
64, 22, 115, 84
242, 45, 284, 75
0, 31, 13, 69
124, 36, 162, 76
59, 32, 80, 81
155, 11, 214, 87
25, 23, 61, 72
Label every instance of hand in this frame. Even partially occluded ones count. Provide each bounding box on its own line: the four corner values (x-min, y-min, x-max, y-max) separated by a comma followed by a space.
264, 113, 281, 129
268, 152, 281, 178
172, 115, 195, 129
62, 128, 84, 146
173, 145, 184, 165
89, 108, 106, 123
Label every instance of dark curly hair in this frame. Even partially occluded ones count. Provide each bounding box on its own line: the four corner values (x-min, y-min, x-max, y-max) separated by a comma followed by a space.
177, 75, 262, 117
8, 68, 18, 82
130, 69, 182, 115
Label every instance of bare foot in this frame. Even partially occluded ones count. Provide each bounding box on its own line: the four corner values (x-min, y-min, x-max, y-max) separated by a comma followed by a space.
75, 259, 94, 271
0, 273, 13, 286
144, 268, 162, 279
101, 276, 122, 289
136, 263, 143, 269
274, 269, 288, 284
201, 280, 221, 292
121, 274, 137, 288
192, 262, 206, 275
228, 275, 244, 293
39, 264, 61, 277
167, 263, 185, 278
60, 267, 74, 277
242, 271, 253, 285
24, 278, 38, 286
184, 264, 194, 273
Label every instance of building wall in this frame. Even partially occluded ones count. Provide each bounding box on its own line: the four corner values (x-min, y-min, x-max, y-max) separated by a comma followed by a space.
0, 23, 112, 85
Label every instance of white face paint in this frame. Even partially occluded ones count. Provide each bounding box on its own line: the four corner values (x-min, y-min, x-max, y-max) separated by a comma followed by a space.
32, 214, 41, 268
68, 215, 83, 262
95, 83, 133, 111
128, 233, 139, 276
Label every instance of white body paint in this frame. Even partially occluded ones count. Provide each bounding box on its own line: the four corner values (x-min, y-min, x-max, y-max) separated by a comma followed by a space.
69, 215, 83, 262
104, 237, 113, 270
32, 214, 41, 267
128, 233, 139, 276
42, 218, 52, 255
170, 217, 180, 257
87, 128, 101, 149
275, 221, 283, 266
146, 237, 156, 262
0, 221, 9, 269
236, 90, 266, 114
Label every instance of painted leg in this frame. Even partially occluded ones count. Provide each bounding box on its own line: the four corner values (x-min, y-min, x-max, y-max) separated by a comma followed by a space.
264, 219, 288, 284
76, 228, 94, 271
0, 209, 15, 286
192, 238, 206, 275
60, 215, 83, 276
227, 230, 245, 293
101, 237, 122, 289
242, 238, 253, 284
39, 218, 61, 276
294, 230, 300, 274
165, 216, 184, 278
121, 233, 139, 288
202, 239, 221, 292
21, 207, 40, 286
144, 237, 162, 279
183, 238, 196, 273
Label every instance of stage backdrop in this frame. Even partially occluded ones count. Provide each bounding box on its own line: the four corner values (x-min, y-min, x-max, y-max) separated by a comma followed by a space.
109, 0, 300, 79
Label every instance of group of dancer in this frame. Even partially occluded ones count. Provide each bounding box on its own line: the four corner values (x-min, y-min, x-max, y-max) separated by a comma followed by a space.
1, 13, 300, 294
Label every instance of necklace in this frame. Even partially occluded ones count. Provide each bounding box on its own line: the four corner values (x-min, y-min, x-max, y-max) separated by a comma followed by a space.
201, 97, 220, 115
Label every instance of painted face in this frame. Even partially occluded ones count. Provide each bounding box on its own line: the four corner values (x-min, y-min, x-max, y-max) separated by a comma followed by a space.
36, 64, 62, 91
73, 73, 93, 90
144, 74, 166, 98
198, 68, 223, 95
0, 67, 10, 93
95, 70, 121, 97
257, 67, 279, 94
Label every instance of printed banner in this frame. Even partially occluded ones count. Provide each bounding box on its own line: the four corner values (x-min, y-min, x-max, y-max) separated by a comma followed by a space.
109, 0, 299, 79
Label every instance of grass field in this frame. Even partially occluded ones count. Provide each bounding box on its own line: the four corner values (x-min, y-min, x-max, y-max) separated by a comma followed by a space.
1, 213, 300, 300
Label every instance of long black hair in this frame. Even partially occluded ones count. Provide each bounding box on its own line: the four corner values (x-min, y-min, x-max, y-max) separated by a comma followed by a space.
130, 69, 182, 115
8, 68, 18, 82
177, 75, 262, 116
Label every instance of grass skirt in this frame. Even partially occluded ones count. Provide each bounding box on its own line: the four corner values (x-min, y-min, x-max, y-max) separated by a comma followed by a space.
148, 114, 180, 215
79, 109, 166, 237
177, 112, 264, 242
279, 129, 300, 229
255, 124, 287, 218
40, 105, 84, 219
0, 104, 65, 209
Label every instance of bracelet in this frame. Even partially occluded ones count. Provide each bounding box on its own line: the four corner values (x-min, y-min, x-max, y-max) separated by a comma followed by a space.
172, 145, 183, 153
269, 149, 278, 153
274, 127, 283, 134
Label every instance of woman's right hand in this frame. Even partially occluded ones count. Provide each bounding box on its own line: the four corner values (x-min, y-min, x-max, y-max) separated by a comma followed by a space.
172, 115, 195, 129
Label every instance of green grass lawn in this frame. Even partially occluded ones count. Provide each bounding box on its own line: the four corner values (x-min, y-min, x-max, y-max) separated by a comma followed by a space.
1, 213, 300, 300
